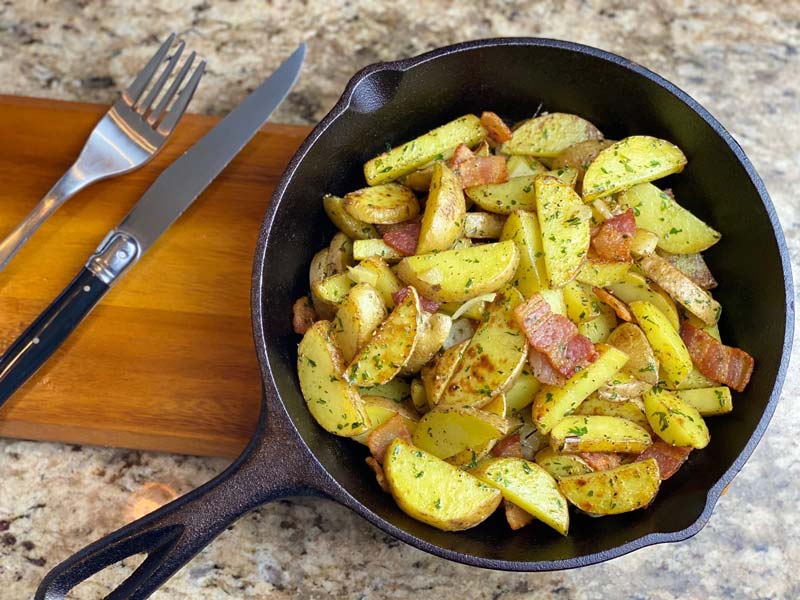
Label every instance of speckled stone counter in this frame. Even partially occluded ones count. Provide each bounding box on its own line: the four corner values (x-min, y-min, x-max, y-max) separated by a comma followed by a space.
1, 1, 799, 598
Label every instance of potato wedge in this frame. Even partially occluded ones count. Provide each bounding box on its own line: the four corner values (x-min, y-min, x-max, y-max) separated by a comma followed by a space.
661, 252, 717, 289
322, 194, 379, 240
607, 322, 659, 385
396, 240, 519, 303
347, 257, 403, 308
628, 301, 692, 387
582, 136, 687, 201
464, 212, 507, 239
576, 260, 631, 288
550, 415, 652, 454
352, 395, 419, 444
364, 115, 487, 186
410, 378, 428, 414
675, 386, 733, 416
345, 286, 421, 386
670, 366, 717, 391
343, 183, 420, 224
439, 288, 528, 408
597, 370, 653, 401
466, 175, 538, 214
643, 387, 710, 448
326, 232, 354, 274
564, 281, 600, 323
500, 210, 549, 297
441, 292, 496, 322
297, 321, 369, 436
502, 112, 603, 158
417, 162, 466, 254
505, 367, 541, 414
535, 447, 593, 479
532, 344, 629, 434
352, 239, 404, 263
312, 272, 356, 306
608, 271, 679, 330
310, 248, 336, 319
575, 396, 650, 431
413, 406, 509, 459
471, 457, 570, 535
558, 458, 660, 515
540, 287, 568, 316
361, 378, 411, 403
550, 139, 615, 192
402, 312, 452, 375
630, 228, 659, 257
421, 340, 469, 407
616, 183, 721, 253
577, 301, 618, 344
506, 155, 548, 177
536, 175, 592, 287
334, 282, 387, 363
545, 166, 579, 188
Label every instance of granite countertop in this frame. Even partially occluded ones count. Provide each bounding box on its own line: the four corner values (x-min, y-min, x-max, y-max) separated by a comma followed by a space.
1, 1, 799, 598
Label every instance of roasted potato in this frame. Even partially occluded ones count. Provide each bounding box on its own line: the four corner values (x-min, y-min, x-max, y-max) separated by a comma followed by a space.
574, 395, 650, 431
421, 339, 469, 407
413, 406, 509, 459
628, 301, 692, 387
410, 378, 428, 414
326, 232, 354, 274
606, 322, 659, 385
502, 112, 603, 158
675, 386, 733, 416
550, 139, 615, 192
535, 447, 593, 479
343, 183, 420, 224
352, 395, 419, 444
347, 256, 403, 308
323, 194, 379, 240
466, 175, 538, 214
500, 210, 549, 297
577, 301, 618, 344
312, 272, 355, 306
464, 212, 507, 239
361, 378, 411, 403
597, 370, 653, 402
558, 458, 661, 515
402, 312, 452, 375
576, 259, 631, 288
506, 155, 548, 177
352, 238, 404, 263
643, 387, 710, 448
417, 162, 466, 254
549, 415, 652, 454
309, 248, 336, 319
505, 367, 541, 414
334, 282, 387, 363
608, 271, 680, 330
563, 281, 600, 323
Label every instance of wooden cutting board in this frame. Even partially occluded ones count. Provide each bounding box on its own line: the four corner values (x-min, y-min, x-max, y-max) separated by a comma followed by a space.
0, 95, 310, 457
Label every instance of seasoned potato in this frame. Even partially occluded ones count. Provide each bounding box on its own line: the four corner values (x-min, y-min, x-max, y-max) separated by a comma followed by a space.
297, 321, 369, 436
352, 395, 419, 444
597, 370, 652, 401
326, 232, 354, 274
334, 283, 387, 363
410, 378, 428, 414
563, 281, 600, 323
607, 323, 659, 385
575, 396, 650, 431
500, 210, 548, 297
347, 256, 403, 308
417, 162, 466, 254
502, 113, 603, 158
532, 344, 629, 434
616, 183, 721, 253
352, 238, 404, 263
558, 459, 661, 515
310, 248, 336, 319
323, 194, 379, 240
343, 183, 420, 224
383, 439, 501, 531
439, 288, 528, 408
540, 288, 568, 316
582, 136, 687, 201
643, 387, 710, 448
630, 228, 659, 257
361, 378, 411, 403
421, 340, 468, 407
471, 457, 570, 535
549, 415, 652, 454
628, 301, 692, 387
608, 271, 679, 330
466, 175, 538, 214
545, 166, 579, 188
577, 301, 618, 344
464, 212, 507, 239
536, 176, 593, 288
413, 406, 509, 459
550, 139, 615, 192
441, 292, 496, 322
671, 366, 718, 391
345, 287, 421, 386
396, 240, 519, 303
576, 259, 631, 288
312, 272, 356, 306
402, 312, 452, 375
364, 115, 487, 186
535, 447, 593, 479
505, 367, 541, 414
506, 155, 548, 177
675, 386, 733, 416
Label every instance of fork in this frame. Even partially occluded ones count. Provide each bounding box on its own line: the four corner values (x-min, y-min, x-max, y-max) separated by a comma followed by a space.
0, 32, 205, 272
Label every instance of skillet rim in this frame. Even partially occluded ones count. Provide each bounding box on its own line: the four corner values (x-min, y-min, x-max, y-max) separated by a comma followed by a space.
251, 37, 795, 571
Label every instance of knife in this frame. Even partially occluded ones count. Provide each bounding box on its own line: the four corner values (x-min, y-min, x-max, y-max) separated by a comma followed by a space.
0, 44, 306, 410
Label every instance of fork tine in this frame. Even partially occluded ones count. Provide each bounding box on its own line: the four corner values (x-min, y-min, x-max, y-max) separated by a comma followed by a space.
122, 32, 176, 105
147, 51, 195, 125
157, 60, 206, 135
135, 40, 185, 115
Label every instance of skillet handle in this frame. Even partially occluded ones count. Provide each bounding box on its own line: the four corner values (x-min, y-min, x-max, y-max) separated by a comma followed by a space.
36, 402, 324, 600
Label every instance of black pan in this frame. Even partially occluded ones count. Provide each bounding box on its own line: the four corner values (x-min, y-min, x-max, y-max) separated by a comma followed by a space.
36, 38, 793, 599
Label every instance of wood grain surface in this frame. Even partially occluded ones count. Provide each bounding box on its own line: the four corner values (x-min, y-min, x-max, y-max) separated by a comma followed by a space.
0, 95, 310, 457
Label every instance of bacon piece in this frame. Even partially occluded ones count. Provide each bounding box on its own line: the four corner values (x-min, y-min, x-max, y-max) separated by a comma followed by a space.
292, 296, 316, 334
579, 452, 622, 472
527, 349, 566, 386
491, 434, 523, 458
590, 209, 636, 263
514, 294, 598, 379
449, 143, 475, 167
367, 414, 413, 464
382, 221, 420, 256
680, 322, 754, 392
449, 145, 508, 189
504, 500, 534, 530
636, 440, 692, 480
392, 286, 440, 313
592, 286, 633, 322
365, 456, 390, 492
481, 111, 513, 143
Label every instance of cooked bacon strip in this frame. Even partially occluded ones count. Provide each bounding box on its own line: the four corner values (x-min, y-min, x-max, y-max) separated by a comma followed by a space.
393, 286, 440, 313
449, 143, 475, 167
367, 414, 413, 464
292, 296, 316, 334
636, 440, 692, 480
365, 456, 390, 492
663, 253, 718, 290
480, 111, 513, 143
527, 349, 566, 386
578, 452, 622, 472
491, 434, 523, 458
680, 322, 754, 392
514, 294, 598, 379
593, 286, 633, 322
590, 208, 636, 263
504, 500, 534, 530
449, 145, 508, 189
382, 221, 420, 256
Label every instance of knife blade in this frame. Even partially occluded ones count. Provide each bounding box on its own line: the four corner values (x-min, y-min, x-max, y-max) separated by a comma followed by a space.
0, 44, 306, 409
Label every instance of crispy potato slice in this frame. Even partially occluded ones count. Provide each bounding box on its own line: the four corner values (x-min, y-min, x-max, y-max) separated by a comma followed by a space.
421, 340, 469, 407
575, 395, 650, 431
576, 260, 631, 288
550, 139, 615, 193
464, 212, 507, 239
629, 301, 692, 387
675, 386, 733, 416
384, 439, 501, 531
608, 271, 680, 330
643, 387, 710, 448
345, 287, 421, 386
582, 136, 687, 201
597, 370, 652, 401
466, 175, 538, 214
396, 240, 519, 303
536, 176, 592, 287
471, 457, 570, 535
402, 312, 452, 375
439, 288, 528, 408
347, 257, 403, 308
535, 447, 593, 479
352, 239, 404, 263
563, 281, 600, 324
417, 162, 467, 254
558, 458, 660, 515
505, 367, 541, 414
352, 395, 419, 444
364, 115, 487, 186
326, 232, 354, 274
413, 406, 510, 459
502, 112, 603, 158
532, 344, 629, 434
323, 194, 379, 240
334, 283, 387, 363
550, 415, 652, 454
312, 272, 356, 306
309, 248, 336, 319
607, 322, 659, 385
361, 378, 411, 403
343, 183, 420, 224
506, 155, 548, 177
616, 183, 721, 253
297, 321, 369, 436
501, 210, 549, 297
577, 301, 618, 344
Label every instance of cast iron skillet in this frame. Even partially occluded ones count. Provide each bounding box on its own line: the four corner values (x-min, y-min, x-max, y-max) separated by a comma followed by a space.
37, 38, 793, 599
